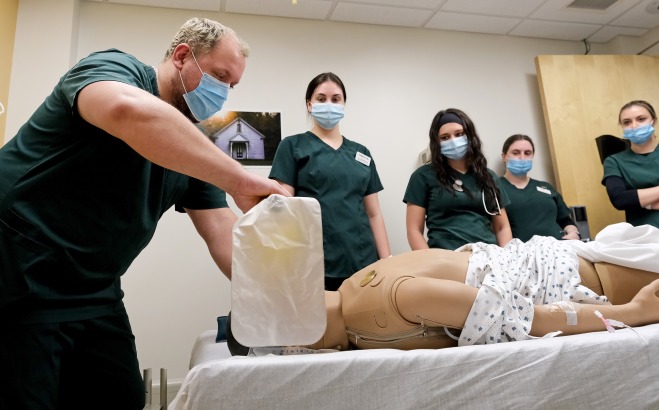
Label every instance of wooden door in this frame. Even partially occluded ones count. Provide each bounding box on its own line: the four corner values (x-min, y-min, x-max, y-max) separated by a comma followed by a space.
535, 54, 659, 236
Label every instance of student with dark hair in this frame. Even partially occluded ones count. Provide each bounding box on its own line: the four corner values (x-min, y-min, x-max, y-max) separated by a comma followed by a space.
269, 72, 390, 291
499, 134, 579, 241
404, 108, 512, 250
602, 100, 659, 228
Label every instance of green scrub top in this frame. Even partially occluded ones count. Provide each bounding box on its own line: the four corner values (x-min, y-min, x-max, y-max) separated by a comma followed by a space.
0, 49, 228, 324
602, 145, 659, 228
269, 132, 383, 279
403, 165, 510, 250
499, 177, 573, 241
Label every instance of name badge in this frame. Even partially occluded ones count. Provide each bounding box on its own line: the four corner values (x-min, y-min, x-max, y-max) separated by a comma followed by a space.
355, 152, 371, 166
536, 186, 551, 195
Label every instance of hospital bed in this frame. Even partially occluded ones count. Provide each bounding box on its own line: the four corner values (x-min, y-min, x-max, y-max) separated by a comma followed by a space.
170, 323, 659, 410
170, 205, 659, 409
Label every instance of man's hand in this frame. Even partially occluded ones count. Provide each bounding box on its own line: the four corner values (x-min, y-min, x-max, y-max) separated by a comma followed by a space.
230, 172, 291, 213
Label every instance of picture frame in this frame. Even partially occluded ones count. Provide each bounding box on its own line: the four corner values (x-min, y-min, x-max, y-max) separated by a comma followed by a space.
199, 111, 282, 166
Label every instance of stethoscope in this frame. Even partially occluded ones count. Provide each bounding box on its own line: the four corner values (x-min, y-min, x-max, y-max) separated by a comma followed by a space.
453, 178, 501, 216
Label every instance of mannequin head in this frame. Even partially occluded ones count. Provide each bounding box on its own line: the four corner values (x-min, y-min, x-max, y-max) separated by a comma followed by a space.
306, 292, 350, 350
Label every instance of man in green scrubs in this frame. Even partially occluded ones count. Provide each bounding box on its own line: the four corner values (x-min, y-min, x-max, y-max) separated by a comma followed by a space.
0, 18, 287, 410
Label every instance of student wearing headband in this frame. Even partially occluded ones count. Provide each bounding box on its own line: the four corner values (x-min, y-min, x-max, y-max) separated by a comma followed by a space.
404, 108, 512, 250
499, 134, 580, 241
602, 100, 659, 228
269, 72, 391, 291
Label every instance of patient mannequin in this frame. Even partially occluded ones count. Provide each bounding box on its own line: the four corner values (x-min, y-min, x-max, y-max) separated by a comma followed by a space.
227, 247, 659, 355
306, 249, 659, 351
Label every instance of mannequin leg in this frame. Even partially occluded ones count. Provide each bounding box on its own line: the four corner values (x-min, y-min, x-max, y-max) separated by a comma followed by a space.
579, 258, 658, 304
531, 279, 659, 336
594, 262, 658, 304
394, 277, 478, 329
577, 257, 603, 297
396, 277, 659, 339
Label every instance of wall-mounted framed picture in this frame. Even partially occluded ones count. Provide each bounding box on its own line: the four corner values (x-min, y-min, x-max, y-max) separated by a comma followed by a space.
199, 111, 282, 166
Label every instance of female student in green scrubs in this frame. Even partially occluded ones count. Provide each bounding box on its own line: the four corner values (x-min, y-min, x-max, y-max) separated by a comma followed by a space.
404, 108, 512, 250
602, 100, 659, 228
499, 134, 580, 242
269, 72, 391, 291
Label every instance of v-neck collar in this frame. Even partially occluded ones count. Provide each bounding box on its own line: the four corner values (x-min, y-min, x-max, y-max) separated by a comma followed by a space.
309, 131, 344, 151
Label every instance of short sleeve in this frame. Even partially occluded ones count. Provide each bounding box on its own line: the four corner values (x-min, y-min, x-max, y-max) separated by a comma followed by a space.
175, 177, 229, 212
493, 170, 511, 208
269, 137, 297, 187
403, 167, 430, 208
363, 147, 384, 195
602, 155, 623, 184
60, 50, 154, 110
553, 188, 573, 222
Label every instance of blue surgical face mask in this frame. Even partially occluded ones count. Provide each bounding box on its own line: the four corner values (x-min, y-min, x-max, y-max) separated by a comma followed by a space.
311, 103, 344, 130
623, 123, 655, 145
179, 50, 230, 121
506, 158, 533, 176
440, 135, 468, 160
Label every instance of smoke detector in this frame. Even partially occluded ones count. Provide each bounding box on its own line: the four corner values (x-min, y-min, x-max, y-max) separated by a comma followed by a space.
647, 0, 659, 14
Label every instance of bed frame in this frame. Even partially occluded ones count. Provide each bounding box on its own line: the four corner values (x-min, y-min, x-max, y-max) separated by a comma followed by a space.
170, 325, 659, 409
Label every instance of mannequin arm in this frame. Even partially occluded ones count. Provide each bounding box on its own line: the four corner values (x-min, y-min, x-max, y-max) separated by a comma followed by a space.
395, 277, 659, 338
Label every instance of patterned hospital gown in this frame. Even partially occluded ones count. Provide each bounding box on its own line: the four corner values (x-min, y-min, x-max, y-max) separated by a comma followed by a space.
457, 236, 609, 346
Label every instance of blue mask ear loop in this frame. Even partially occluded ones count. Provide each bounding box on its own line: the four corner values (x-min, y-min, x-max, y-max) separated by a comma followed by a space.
177, 48, 204, 94
482, 191, 501, 216
178, 70, 189, 94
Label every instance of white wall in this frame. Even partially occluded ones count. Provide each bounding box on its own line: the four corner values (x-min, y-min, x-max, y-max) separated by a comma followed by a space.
6, 0, 79, 139
8, 0, 657, 383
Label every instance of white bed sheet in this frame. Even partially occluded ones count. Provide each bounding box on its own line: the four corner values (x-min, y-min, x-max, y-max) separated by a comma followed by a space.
171, 325, 659, 410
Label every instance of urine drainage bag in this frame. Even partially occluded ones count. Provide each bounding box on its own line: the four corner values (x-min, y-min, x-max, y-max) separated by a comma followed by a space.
231, 194, 326, 347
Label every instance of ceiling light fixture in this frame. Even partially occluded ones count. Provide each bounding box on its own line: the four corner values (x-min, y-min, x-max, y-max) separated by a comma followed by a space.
566, 0, 618, 11
646, 0, 659, 14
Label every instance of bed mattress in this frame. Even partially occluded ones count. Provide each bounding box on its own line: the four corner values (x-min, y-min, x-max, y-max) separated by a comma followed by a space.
170, 325, 659, 410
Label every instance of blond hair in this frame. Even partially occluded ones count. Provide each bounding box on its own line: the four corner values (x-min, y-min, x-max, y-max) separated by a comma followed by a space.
163, 17, 249, 61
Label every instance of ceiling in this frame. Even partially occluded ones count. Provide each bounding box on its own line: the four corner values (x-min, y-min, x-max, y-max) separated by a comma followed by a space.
94, 0, 659, 43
